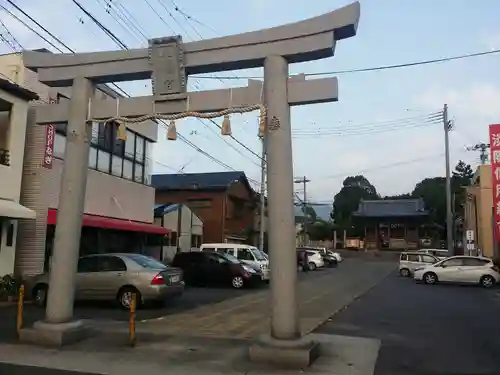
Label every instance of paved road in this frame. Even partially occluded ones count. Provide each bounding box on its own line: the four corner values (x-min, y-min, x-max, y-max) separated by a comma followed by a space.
0, 363, 97, 375
316, 273, 500, 375
133, 259, 394, 339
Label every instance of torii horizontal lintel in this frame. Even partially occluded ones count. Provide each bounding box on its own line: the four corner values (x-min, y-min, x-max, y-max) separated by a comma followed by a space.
34, 76, 338, 124
22, 2, 359, 87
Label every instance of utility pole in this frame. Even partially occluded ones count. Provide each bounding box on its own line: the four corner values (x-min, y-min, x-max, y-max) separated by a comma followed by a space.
294, 176, 311, 245
466, 142, 490, 164
443, 104, 454, 256
259, 136, 267, 252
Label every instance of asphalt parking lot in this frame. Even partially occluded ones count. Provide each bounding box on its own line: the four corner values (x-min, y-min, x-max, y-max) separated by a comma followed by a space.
316, 272, 500, 375
0, 259, 395, 342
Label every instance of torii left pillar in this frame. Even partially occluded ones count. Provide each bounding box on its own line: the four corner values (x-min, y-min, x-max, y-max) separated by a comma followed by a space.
19, 77, 94, 345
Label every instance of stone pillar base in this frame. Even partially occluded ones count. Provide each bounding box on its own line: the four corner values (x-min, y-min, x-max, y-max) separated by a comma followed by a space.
248, 334, 321, 368
19, 320, 91, 346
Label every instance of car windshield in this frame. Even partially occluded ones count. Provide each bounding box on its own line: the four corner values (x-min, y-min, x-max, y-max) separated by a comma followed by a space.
125, 254, 167, 270
215, 252, 240, 264
250, 248, 267, 261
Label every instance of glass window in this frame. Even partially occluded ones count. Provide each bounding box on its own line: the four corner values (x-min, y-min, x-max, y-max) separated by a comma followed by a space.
125, 254, 167, 270
77, 256, 99, 273
98, 122, 112, 150
134, 163, 143, 183
97, 150, 110, 172
136, 136, 144, 162
462, 258, 489, 267
111, 155, 123, 177
400, 254, 407, 261
124, 130, 135, 159
422, 255, 437, 263
53, 133, 66, 158
123, 159, 133, 180
88, 147, 97, 169
218, 248, 235, 256
441, 258, 464, 267
407, 254, 419, 262
144, 158, 152, 185
237, 248, 255, 261
91, 122, 99, 144
98, 256, 127, 272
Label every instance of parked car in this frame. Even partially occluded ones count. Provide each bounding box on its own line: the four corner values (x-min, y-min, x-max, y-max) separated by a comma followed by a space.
172, 251, 263, 289
297, 249, 308, 272
200, 243, 270, 280
297, 248, 324, 271
26, 253, 185, 309
327, 250, 342, 263
399, 252, 439, 277
413, 256, 500, 288
322, 252, 338, 268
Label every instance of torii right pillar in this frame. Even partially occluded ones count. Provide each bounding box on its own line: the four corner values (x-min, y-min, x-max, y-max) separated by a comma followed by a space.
249, 17, 361, 373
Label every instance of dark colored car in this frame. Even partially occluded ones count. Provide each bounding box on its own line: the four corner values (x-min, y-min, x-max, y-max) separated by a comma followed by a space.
172, 251, 263, 289
322, 253, 338, 268
296, 249, 309, 272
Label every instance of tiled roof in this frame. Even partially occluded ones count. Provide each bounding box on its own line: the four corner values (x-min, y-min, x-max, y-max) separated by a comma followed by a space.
152, 171, 251, 192
352, 199, 428, 218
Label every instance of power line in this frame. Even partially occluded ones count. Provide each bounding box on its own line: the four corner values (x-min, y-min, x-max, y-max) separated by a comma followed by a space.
70, 2, 262, 179
5, 0, 73, 51
292, 112, 442, 137
0, 4, 63, 52
191, 48, 500, 80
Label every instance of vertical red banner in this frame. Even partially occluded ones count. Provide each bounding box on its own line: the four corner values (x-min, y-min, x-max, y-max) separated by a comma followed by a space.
42, 97, 58, 169
489, 124, 500, 241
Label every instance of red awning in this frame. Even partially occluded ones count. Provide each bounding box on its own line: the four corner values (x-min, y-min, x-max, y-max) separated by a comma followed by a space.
47, 209, 169, 235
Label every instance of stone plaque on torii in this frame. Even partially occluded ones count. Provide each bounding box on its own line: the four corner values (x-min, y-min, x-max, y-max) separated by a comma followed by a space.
20, 2, 359, 367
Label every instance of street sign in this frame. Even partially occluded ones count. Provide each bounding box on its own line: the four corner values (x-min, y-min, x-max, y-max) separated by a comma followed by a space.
466, 230, 475, 241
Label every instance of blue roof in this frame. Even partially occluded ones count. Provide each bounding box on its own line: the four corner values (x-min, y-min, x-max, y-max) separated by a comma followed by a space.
152, 171, 252, 192
154, 203, 181, 216
352, 199, 428, 218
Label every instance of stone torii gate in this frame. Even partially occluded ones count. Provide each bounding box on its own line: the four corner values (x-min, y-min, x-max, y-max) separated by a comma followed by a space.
20, 2, 359, 366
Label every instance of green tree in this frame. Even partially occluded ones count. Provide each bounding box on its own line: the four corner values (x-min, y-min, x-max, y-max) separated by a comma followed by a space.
307, 220, 334, 241
451, 160, 474, 221
411, 177, 446, 226
332, 175, 379, 230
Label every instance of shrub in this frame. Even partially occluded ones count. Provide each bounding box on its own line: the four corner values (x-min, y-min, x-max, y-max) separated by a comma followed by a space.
0, 274, 23, 298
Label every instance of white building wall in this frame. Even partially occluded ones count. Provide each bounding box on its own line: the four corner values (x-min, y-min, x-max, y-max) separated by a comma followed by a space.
0, 53, 161, 276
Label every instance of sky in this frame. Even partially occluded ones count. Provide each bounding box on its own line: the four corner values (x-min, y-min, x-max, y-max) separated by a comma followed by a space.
1, 0, 500, 207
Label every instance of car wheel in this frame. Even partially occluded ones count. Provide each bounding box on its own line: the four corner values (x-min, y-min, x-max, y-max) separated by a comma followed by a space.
480, 275, 495, 288
423, 272, 438, 285
117, 287, 141, 310
32, 284, 48, 307
399, 268, 410, 277
308, 262, 316, 271
232, 276, 245, 289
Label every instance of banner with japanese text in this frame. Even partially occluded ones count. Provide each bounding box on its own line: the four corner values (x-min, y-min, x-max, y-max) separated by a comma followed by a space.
489, 124, 500, 241
42, 97, 58, 169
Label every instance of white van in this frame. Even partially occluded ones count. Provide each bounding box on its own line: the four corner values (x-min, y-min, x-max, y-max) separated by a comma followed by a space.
200, 243, 270, 280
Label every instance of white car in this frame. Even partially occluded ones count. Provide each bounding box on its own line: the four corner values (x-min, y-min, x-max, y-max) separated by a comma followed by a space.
413, 256, 500, 288
305, 250, 325, 270
328, 250, 342, 263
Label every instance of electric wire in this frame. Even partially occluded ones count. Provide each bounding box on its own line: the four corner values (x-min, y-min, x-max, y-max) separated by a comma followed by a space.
71, 0, 262, 180
191, 48, 500, 80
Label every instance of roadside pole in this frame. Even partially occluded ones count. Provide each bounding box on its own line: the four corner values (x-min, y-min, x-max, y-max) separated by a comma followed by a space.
443, 104, 454, 256
259, 135, 267, 252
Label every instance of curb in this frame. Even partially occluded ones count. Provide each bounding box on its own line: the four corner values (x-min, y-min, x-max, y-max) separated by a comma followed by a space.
0, 299, 33, 307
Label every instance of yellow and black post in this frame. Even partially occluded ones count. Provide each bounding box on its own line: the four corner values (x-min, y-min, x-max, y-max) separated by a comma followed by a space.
129, 292, 136, 347
16, 284, 24, 337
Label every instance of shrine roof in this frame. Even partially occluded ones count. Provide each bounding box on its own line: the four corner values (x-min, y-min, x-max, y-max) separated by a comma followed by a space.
352, 199, 428, 218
